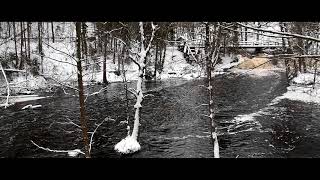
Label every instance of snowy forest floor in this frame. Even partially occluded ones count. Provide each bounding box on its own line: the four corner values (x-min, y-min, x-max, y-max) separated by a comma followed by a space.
1, 40, 320, 107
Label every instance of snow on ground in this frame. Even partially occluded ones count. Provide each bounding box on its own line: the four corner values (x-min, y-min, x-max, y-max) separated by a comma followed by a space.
1, 40, 281, 97
41, 41, 78, 82
223, 71, 320, 136
11, 75, 48, 91
215, 55, 244, 72
159, 47, 203, 80
231, 68, 283, 77
271, 72, 320, 104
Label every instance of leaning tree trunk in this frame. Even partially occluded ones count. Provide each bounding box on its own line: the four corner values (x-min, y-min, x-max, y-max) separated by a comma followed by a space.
115, 22, 157, 154
131, 22, 157, 140
76, 22, 91, 158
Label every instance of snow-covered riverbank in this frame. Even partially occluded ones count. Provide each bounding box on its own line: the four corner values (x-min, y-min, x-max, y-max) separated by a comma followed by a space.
273, 72, 320, 104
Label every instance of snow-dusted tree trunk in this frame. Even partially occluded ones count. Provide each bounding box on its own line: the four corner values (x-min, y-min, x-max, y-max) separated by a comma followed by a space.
0, 63, 10, 108
204, 22, 221, 158
115, 22, 157, 154
131, 53, 145, 140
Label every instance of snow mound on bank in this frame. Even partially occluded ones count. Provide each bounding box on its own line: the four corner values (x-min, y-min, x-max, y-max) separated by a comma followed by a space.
292, 72, 319, 85
272, 72, 320, 104
159, 47, 202, 79
231, 68, 282, 78
215, 55, 244, 72
11, 75, 48, 90
114, 136, 141, 154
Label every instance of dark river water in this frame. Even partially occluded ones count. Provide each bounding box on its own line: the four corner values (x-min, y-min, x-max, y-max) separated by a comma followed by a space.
1, 70, 320, 158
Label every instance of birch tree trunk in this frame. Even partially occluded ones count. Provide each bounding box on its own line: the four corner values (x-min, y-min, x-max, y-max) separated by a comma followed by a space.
204, 22, 220, 158
0, 63, 10, 108
115, 22, 157, 154
131, 22, 156, 140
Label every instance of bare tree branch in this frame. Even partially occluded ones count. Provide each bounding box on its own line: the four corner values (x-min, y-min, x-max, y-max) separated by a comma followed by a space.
237, 22, 320, 42
40, 74, 79, 92
42, 40, 78, 62
145, 22, 158, 53
88, 119, 107, 153
30, 140, 85, 157
84, 86, 108, 102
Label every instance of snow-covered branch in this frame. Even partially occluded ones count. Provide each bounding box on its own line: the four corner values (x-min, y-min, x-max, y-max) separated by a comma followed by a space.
41, 54, 77, 66
193, 104, 209, 109
143, 94, 155, 98
61, 117, 81, 128
0, 27, 28, 47
30, 140, 85, 157
42, 40, 78, 62
218, 23, 292, 39
260, 54, 320, 59
84, 86, 108, 102
128, 54, 141, 69
88, 119, 107, 153
237, 22, 320, 42
139, 22, 145, 51
126, 88, 137, 97
97, 27, 124, 36
145, 22, 158, 53
40, 74, 79, 92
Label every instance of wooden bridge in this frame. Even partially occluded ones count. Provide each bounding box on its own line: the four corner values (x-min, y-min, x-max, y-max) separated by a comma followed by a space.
178, 40, 288, 59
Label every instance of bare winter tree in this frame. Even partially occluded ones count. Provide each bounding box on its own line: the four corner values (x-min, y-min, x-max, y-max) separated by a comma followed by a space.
114, 22, 158, 154
203, 22, 222, 158
76, 22, 91, 158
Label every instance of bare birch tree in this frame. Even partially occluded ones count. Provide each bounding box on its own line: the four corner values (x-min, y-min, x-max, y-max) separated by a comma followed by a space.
115, 22, 158, 154
203, 22, 222, 158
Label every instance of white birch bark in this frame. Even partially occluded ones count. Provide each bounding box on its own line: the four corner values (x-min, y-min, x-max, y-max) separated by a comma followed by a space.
115, 22, 157, 153
0, 63, 10, 108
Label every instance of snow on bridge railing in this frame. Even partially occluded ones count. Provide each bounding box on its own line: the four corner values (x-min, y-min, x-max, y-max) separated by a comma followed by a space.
229, 41, 287, 47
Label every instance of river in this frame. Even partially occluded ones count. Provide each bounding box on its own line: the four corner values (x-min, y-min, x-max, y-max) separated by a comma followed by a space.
1, 70, 320, 158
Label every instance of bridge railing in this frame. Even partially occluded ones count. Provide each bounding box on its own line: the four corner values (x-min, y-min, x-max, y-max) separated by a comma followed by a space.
231, 41, 287, 47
